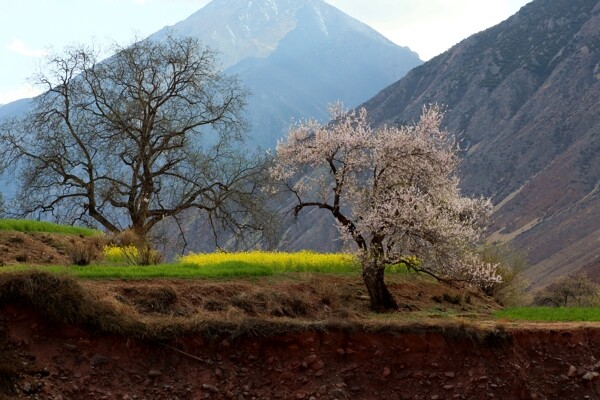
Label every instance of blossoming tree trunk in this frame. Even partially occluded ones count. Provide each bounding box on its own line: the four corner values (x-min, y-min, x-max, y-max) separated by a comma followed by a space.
362, 264, 398, 312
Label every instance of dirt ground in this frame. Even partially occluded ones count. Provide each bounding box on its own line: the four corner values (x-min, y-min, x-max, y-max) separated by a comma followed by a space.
0, 231, 104, 267
4, 301, 600, 400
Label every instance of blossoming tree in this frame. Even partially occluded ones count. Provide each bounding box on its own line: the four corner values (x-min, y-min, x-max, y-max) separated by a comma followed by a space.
271, 104, 500, 312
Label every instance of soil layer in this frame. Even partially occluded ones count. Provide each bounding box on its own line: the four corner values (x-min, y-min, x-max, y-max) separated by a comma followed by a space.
3, 304, 600, 400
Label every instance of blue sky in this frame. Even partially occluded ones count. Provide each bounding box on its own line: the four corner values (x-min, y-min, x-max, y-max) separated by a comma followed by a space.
0, 0, 532, 105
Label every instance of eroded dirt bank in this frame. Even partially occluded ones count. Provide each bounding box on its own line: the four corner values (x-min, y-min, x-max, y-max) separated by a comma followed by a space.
2, 305, 600, 400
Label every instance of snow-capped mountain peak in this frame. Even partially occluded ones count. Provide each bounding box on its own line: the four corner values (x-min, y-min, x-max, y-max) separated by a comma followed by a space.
152, 0, 405, 69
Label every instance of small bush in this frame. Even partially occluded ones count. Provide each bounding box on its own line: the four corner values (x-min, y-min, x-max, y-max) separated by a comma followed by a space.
478, 244, 528, 306
317, 282, 340, 307
103, 229, 163, 266
103, 245, 163, 266
129, 286, 180, 314
136, 245, 164, 266
110, 229, 140, 247
68, 242, 98, 266
231, 290, 313, 318
103, 245, 138, 263
102, 245, 163, 265
443, 293, 462, 305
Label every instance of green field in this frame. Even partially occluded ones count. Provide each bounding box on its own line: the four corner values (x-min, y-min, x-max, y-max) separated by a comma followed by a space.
2, 250, 359, 279
496, 307, 600, 322
0, 250, 415, 279
0, 262, 276, 279
0, 219, 101, 237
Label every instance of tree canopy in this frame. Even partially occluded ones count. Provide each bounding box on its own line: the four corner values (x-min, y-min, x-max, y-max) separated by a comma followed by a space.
271, 104, 500, 311
1, 36, 269, 245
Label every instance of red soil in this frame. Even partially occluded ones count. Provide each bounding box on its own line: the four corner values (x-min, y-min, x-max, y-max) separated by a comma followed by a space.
3, 304, 600, 400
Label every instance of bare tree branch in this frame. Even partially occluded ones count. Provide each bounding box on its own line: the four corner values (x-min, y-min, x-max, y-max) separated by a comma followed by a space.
0, 35, 270, 249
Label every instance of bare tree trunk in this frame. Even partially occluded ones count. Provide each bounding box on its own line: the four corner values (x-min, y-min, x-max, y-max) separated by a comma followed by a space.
362, 265, 398, 312
131, 222, 149, 244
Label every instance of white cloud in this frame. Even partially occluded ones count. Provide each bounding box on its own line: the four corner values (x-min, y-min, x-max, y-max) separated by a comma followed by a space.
7, 39, 47, 58
0, 84, 41, 104
325, 0, 532, 60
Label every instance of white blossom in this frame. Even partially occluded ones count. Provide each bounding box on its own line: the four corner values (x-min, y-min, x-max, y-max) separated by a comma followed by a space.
271, 104, 500, 306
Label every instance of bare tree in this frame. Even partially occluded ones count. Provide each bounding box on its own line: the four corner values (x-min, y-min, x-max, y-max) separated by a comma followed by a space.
0, 36, 269, 246
270, 104, 500, 312
533, 273, 600, 307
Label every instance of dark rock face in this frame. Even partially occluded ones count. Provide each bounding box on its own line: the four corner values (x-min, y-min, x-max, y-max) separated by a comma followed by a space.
362, 0, 600, 287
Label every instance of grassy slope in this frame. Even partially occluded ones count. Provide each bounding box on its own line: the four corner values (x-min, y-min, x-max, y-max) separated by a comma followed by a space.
0, 219, 101, 237
0, 270, 499, 340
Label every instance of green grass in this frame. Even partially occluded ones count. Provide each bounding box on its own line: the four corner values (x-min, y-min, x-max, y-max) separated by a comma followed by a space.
496, 307, 600, 322
0, 262, 275, 279
0, 219, 101, 237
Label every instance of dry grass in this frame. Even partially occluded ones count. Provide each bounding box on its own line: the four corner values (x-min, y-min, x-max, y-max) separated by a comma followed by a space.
0, 271, 502, 343
67, 240, 102, 266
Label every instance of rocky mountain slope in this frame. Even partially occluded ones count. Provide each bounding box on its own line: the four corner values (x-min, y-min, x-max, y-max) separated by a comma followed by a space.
362, 0, 600, 287
151, 0, 421, 148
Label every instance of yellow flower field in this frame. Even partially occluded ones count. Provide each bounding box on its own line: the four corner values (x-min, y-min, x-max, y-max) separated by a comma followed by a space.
178, 250, 357, 273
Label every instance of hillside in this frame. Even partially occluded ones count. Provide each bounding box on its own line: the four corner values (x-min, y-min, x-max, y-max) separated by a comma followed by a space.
362, 0, 600, 288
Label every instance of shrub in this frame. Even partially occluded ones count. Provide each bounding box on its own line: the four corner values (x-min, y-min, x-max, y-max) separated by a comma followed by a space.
103, 245, 139, 263
67, 242, 97, 266
110, 229, 140, 247
478, 244, 528, 306
104, 229, 164, 266
136, 244, 164, 266
102, 245, 162, 266
443, 292, 462, 305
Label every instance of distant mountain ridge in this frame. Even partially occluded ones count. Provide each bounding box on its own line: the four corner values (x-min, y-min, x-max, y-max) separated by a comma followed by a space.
362, 0, 600, 287
1, 0, 421, 149
152, 0, 421, 147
